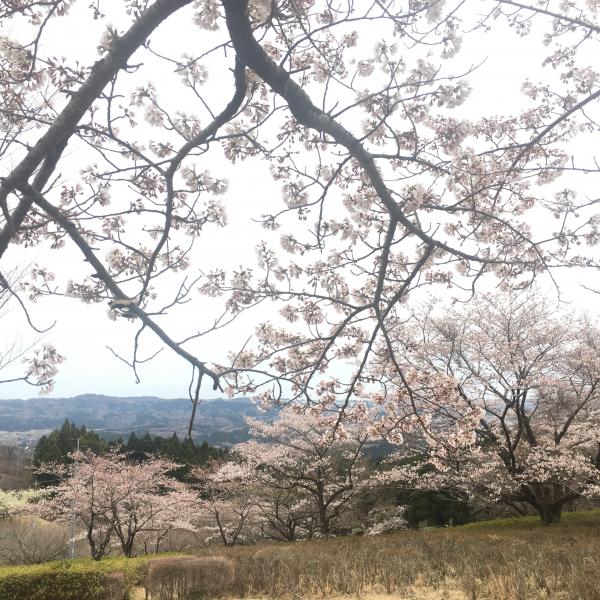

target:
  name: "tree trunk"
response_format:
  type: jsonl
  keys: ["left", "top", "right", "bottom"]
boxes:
{"left": 88, "top": 529, "right": 103, "bottom": 561}
{"left": 522, "top": 483, "right": 569, "bottom": 525}
{"left": 318, "top": 504, "right": 330, "bottom": 536}
{"left": 286, "top": 522, "right": 296, "bottom": 542}
{"left": 315, "top": 482, "right": 330, "bottom": 536}
{"left": 123, "top": 540, "right": 134, "bottom": 557}
{"left": 538, "top": 503, "right": 562, "bottom": 525}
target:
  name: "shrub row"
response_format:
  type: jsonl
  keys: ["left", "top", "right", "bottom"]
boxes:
{"left": 0, "top": 555, "right": 155, "bottom": 600}
{"left": 0, "top": 561, "right": 127, "bottom": 600}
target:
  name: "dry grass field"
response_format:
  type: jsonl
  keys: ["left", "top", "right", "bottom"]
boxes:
{"left": 183, "top": 510, "right": 600, "bottom": 600}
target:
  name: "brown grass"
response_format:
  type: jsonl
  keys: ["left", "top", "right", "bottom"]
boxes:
{"left": 178, "top": 510, "right": 600, "bottom": 600}
{"left": 145, "top": 556, "right": 234, "bottom": 600}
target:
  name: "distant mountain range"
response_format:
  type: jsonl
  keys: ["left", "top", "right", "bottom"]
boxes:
{"left": 0, "top": 394, "right": 278, "bottom": 447}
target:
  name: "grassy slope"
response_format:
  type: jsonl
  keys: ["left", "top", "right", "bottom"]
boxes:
{"left": 456, "top": 507, "right": 600, "bottom": 530}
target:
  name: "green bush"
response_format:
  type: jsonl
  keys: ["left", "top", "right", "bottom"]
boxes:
{"left": 0, "top": 562, "right": 125, "bottom": 600}
{"left": 0, "top": 554, "right": 188, "bottom": 600}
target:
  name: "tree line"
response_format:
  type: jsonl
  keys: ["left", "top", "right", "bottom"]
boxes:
{"left": 34, "top": 421, "right": 226, "bottom": 484}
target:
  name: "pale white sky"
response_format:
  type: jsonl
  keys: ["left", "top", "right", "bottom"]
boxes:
{"left": 1, "top": 1, "right": 598, "bottom": 400}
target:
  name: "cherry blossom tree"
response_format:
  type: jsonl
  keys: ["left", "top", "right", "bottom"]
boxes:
{"left": 192, "top": 460, "right": 257, "bottom": 546}
{"left": 136, "top": 494, "right": 199, "bottom": 554}
{"left": 364, "top": 505, "right": 407, "bottom": 536}
{"left": 34, "top": 450, "right": 196, "bottom": 558}
{"left": 194, "top": 455, "right": 317, "bottom": 543}
{"left": 195, "top": 408, "right": 407, "bottom": 541}
{"left": 34, "top": 452, "right": 113, "bottom": 560}
{"left": 379, "top": 291, "right": 600, "bottom": 524}
{"left": 252, "top": 486, "right": 315, "bottom": 542}
{"left": 0, "top": 0, "right": 598, "bottom": 418}
{"left": 232, "top": 407, "right": 371, "bottom": 536}
{"left": 104, "top": 457, "right": 196, "bottom": 557}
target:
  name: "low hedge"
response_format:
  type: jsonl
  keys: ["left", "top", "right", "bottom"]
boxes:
{"left": 0, "top": 562, "right": 124, "bottom": 600}
{"left": 0, "top": 554, "right": 185, "bottom": 600}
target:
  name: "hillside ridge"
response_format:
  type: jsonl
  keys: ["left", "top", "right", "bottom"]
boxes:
{"left": 0, "top": 394, "right": 276, "bottom": 446}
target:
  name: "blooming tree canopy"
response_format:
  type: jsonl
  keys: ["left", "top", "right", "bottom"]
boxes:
{"left": 0, "top": 0, "right": 598, "bottom": 413}
{"left": 232, "top": 407, "right": 371, "bottom": 535}
{"left": 380, "top": 291, "right": 600, "bottom": 524}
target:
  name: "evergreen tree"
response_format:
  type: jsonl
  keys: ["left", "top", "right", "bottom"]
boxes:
{"left": 119, "top": 431, "right": 225, "bottom": 481}
{"left": 34, "top": 420, "right": 109, "bottom": 485}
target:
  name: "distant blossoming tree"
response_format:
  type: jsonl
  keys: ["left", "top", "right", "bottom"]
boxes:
{"left": 192, "top": 460, "right": 257, "bottom": 546}
{"left": 364, "top": 506, "right": 407, "bottom": 536}
{"left": 250, "top": 481, "right": 322, "bottom": 542}
{"left": 34, "top": 450, "right": 196, "bottom": 558}
{"left": 379, "top": 291, "right": 600, "bottom": 524}
{"left": 198, "top": 457, "right": 319, "bottom": 543}
{"left": 195, "top": 407, "right": 410, "bottom": 541}
{"left": 232, "top": 407, "right": 372, "bottom": 536}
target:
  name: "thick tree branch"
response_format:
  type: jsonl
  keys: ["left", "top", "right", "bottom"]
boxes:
{"left": 0, "top": 0, "right": 193, "bottom": 256}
